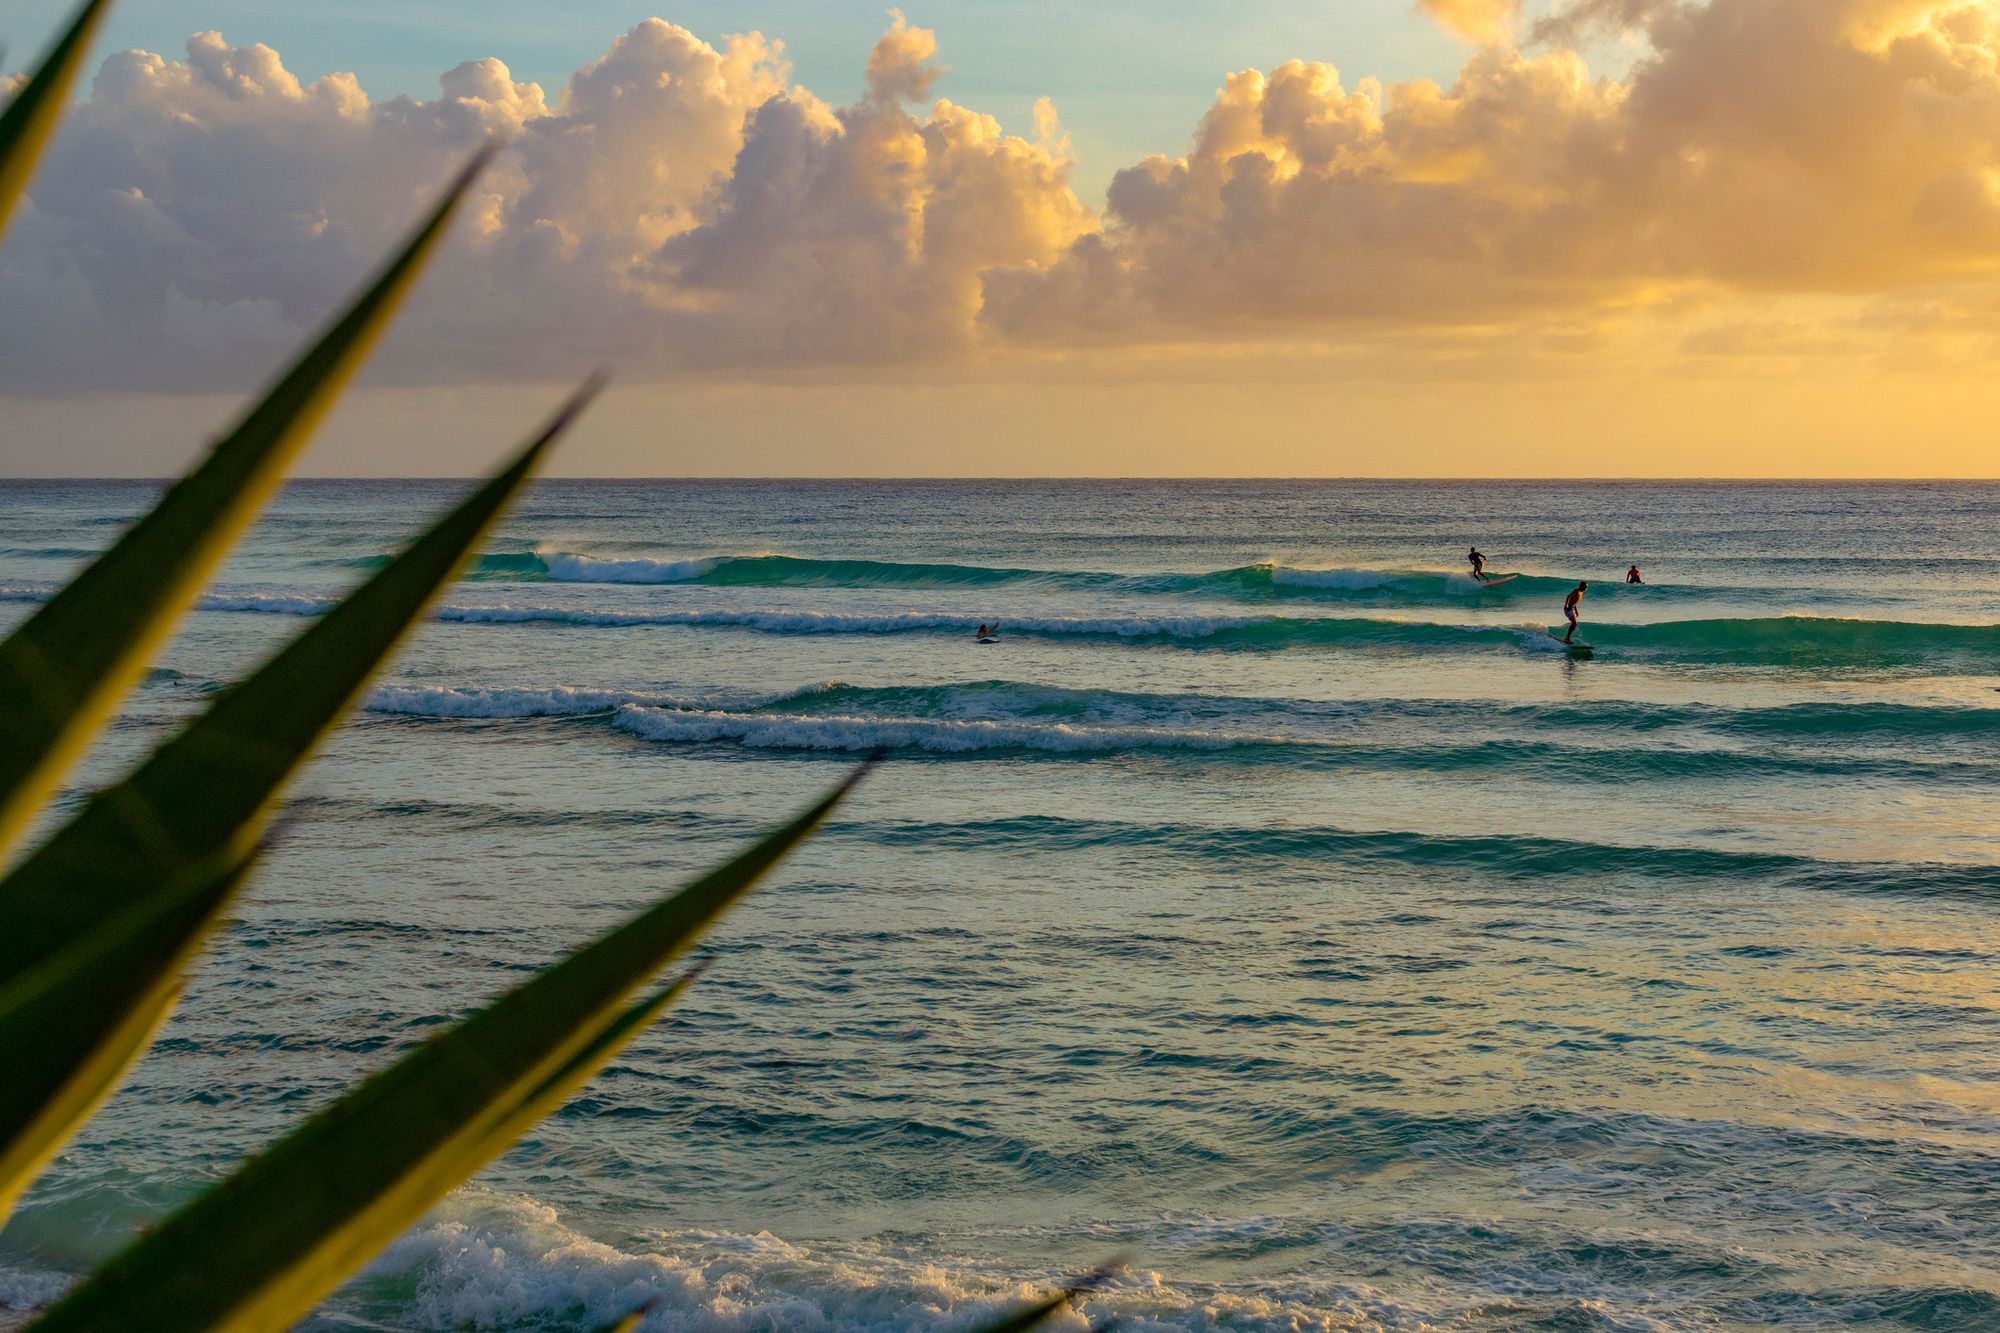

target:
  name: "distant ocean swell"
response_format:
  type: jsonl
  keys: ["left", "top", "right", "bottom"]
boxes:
{"left": 368, "top": 679, "right": 2000, "bottom": 740}
{"left": 340, "top": 549, "right": 1736, "bottom": 604}
{"left": 268, "top": 792, "right": 2000, "bottom": 900}
{"left": 362, "top": 684, "right": 2000, "bottom": 783}
{"left": 6, "top": 581, "right": 1991, "bottom": 666}
{"left": 851, "top": 815, "right": 2000, "bottom": 896}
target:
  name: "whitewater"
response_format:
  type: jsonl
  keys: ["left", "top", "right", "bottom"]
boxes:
{"left": 2, "top": 478, "right": 1997, "bottom": 1332}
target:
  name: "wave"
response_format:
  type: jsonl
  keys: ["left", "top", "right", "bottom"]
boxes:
{"left": 372, "top": 678, "right": 2000, "bottom": 739}
{"left": 394, "top": 604, "right": 2000, "bottom": 666}
{"left": 608, "top": 704, "right": 1266, "bottom": 756}
{"left": 13, "top": 1175, "right": 1995, "bottom": 1331}
{"left": 1, "top": 1185, "right": 1803, "bottom": 1332}
{"left": 9, "top": 580, "right": 1995, "bottom": 668}
{"left": 363, "top": 683, "right": 1999, "bottom": 780}
{"left": 331, "top": 548, "right": 1729, "bottom": 605}
{"left": 1585, "top": 616, "right": 2000, "bottom": 665}
{"left": 850, "top": 815, "right": 2000, "bottom": 897}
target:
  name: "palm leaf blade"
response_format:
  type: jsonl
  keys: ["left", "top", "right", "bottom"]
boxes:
{"left": 0, "top": 381, "right": 590, "bottom": 985}
{"left": 0, "top": 847, "right": 258, "bottom": 1219}
{"left": 28, "top": 768, "right": 866, "bottom": 1333}
{"left": 0, "top": 145, "right": 494, "bottom": 858}
{"left": 0, "top": 0, "right": 113, "bottom": 237}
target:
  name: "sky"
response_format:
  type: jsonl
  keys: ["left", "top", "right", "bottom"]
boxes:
{"left": 3, "top": 0, "right": 2000, "bottom": 477}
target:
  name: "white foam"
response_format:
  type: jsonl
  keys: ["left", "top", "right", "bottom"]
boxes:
{"left": 355, "top": 1189, "right": 1448, "bottom": 1333}
{"left": 0, "top": 1265, "right": 70, "bottom": 1318}
{"left": 612, "top": 705, "right": 1270, "bottom": 754}
{"left": 196, "top": 590, "right": 337, "bottom": 616}
{"left": 424, "top": 605, "right": 1284, "bottom": 640}
{"left": 367, "top": 684, "right": 704, "bottom": 719}
{"left": 1268, "top": 566, "right": 1407, "bottom": 591}
{"left": 537, "top": 549, "right": 723, "bottom": 584}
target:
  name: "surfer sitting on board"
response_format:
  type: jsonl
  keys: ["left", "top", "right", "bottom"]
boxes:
{"left": 975, "top": 624, "right": 989, "bottom": 639}
{"left": 1626, "top": 565, "right": 1644, "bottom": 585}
{"left": 1562, "top": 581, "right": 1588, "bottom": 644}
{"left": 1468, "top": 547, "right": 1488, "bottom": 582}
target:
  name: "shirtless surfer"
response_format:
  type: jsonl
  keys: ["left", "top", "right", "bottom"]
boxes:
{"left": 1468, "top": 547, "right": 1488, "bottom": 582}
{"left": 1626, "top": 565, "right": 1644, "bottom": 585}
{"left": 1562, "top": 581, "right": 1589, "bottom": 644}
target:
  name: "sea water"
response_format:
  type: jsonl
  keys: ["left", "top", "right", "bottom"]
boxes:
{"left": 0, "top": 479, "right": 1996, "bottom": 1331}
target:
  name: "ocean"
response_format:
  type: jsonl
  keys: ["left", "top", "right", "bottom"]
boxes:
{"left": 1, "top": 478, "right": 1996, "bottom": 1332}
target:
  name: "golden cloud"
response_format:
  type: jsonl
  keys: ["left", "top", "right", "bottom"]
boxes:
{"left": 9, "top": 0, "right": 2000, "bottom": 392}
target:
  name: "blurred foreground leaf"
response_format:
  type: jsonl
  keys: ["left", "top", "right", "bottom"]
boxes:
{"left": 0, "top": 143, "right": 494, "bottom": 857}
{"left": 0, "top": 382, "right": 595, "bottom": 1215}
{"left": 0, "top": 378, "right": 590, "bottom": 983}
{"left": 0, "top": 846, "right": 257, "bottom": 1220}
{"left": 29, "top": 763, "right": 870, "bottom": 1333}
{"left": 0, "top": 0, "right": 112, "bottom": 237}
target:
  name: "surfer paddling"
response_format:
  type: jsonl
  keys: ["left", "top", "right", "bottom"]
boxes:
{"left": 1468, "top": 547, "right": 1488, "bottom": 582}
{"left": 1562, "top": 581, "right": 1588, "bottom": 644}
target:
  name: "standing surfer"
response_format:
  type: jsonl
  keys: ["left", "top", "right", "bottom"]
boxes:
{"left": 1468, "top": 547, "right": 1488, "bottom": 582}
{"left": 1562, "top": 581, "right": 1589, "bottom": 644}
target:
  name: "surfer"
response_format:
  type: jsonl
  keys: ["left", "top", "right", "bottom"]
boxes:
{"left": 1562, "top": 581, "right": 1588, "bottom": 644}
{"left": 1626, "top": 565, "right": 1644, "bottom": 585}
{"left": 1468, "top": 547, "right": 1488, "bottom": 582}
{"left": 974, "top": 623, "right": 989, "bottom": 639}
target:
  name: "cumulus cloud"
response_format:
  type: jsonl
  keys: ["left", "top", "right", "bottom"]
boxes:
{"left": 989, "top": 0, "right": 2000, "bottom": 347}
{"left": 11, "top": 1, "right": 2000, "bottom": 392}
{"left": 0, "top": 14, "right": 1087, "bottom": 389}
{"left": 1530, "top": 0, "right": 1682, "bottom": 46}
{"left": 1416, "top": 0, "right": 1522, "bottom": 44}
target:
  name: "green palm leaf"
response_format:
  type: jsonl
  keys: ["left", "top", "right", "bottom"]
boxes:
{"left": 0, "top": 384, "right": 593, "bottom": 1217}
{"left": 0, "top": 380, "right": 594, "bottom": 989}
{"left": 0, "top": 143, "right": 495, "bottom": 857}
{"left": 0, "top": 844, "right": 259, "bottom": 1220}
{"left": 28, "top": 765, "right": 870, "bottom": 1333}
{"left": 0, "top": 0, "right": 113, "bottom": 238}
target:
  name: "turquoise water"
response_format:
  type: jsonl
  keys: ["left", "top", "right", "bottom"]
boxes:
{"left": 2, "top": 479, "right": 1997, "bottom": 1331}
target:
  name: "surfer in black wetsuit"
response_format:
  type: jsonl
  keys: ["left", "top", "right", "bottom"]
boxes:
{"left": 1627, "top": 565, "right": 1644, "bottom": 585}
{"left": 1468, "top": 547, "right": 1488, "bottom": 582}
{"left": 1563, "top": 581, "right": 1588, "bottom": 643}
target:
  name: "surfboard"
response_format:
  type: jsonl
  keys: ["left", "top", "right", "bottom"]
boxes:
{"left": 1548, "top": 631, "right": 1591, "bottom": 656}
{"left": 977, "top": 636, "right": 1000, "bottom": 644}
{"left": 1477, "top": 574, "right": 1520, "bottom": 588}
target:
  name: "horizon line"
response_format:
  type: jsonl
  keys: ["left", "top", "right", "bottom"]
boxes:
{"left": 4, "top": 475, "right": 2000, "bottom": 485}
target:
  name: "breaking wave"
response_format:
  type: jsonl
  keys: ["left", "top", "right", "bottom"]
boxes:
{"left": 6, "top": 579, "right": 1994, "bottom": 667}
{"left": 337, "top": 549, "right": 1730, "bottom": 605}
{"left": 362, "top": 681, "right": 2000, "bottom": 780}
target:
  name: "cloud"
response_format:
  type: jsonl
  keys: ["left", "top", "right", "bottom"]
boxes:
{"left": 0, "top": 14, "right": 1087, "bottom": 390}
{"left": 1530, "top": 0, "right": 1683, "bottom": 46}
{"left": 11, "top": 1, "right": 2000, "bottom": 394}
{"left": 989, "top": 0, "right": 2000, "bottom": 346}
{"left": 1416, "top": 0, "right": 1523, "bottom": 44}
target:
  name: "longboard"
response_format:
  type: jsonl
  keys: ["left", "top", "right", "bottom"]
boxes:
{"left": 1549, "top": 632, "right": 1593, "bottom": 657}
{"left": 977, "top": 636, "right": 1000, "bottom": 644}
{"left": 1476, "top": 574, "right": 1520, "bottom": 588}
